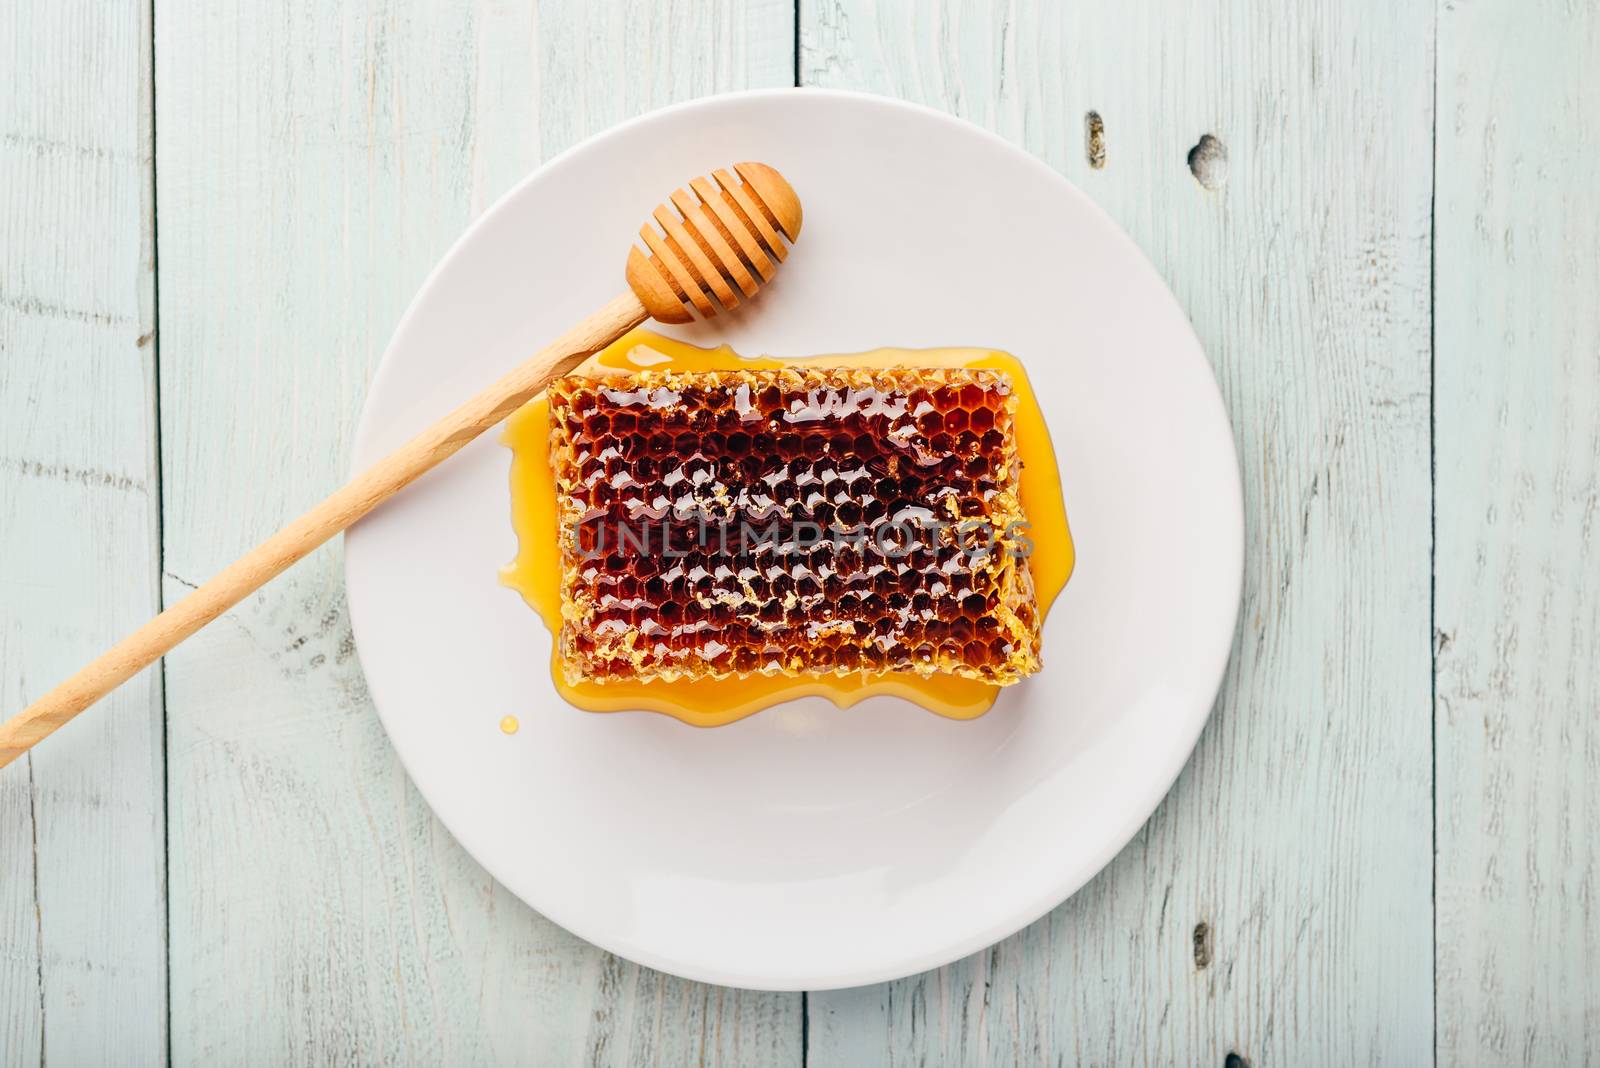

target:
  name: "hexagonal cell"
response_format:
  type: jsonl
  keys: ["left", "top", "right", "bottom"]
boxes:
{"left": 958, "top": 383, "right": 986, "bottom": 409}
{"left": 927, "top": 386, "right": 957, "bottom": 410}
{"left": 863, "top": 451, "right": 895, "bottom": 476}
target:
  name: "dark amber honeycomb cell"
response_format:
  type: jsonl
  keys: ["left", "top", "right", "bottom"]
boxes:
{"left": 546, "top": 368, "right": 1041, "bottom": 686}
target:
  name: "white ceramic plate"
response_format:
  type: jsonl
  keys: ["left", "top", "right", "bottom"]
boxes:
{"left": 346, "top": 89, "right": 1242, "bottom": 991}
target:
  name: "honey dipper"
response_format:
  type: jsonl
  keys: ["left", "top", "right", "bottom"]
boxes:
{"left": 0, "top": 162, "right": 802, "bottom": 769}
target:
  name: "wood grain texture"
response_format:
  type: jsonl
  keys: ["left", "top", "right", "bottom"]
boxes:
{"left": 1435, "top": 0, "right": 1600, "bottom": 1062}
{"left": 0, "top": 0, "right": 166, "bottom": 1064}
{"left": 802, "top": 1, "right": 1435, "bottom": 1064}
{"left": 36, "top": 1, "right": 1600, "bottom": 1061}
{"left": 153, "top": 0, "right": 797, "bottom": 1062}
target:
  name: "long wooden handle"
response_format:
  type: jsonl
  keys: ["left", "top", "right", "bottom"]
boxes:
{"left": 0, "top": 290, "right": 649, "bottom": 770}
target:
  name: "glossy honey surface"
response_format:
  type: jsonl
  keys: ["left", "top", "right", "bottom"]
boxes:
{"left": 547, "top": 366, "right": 1039, "bottom": 684}
{"left": 503, "top": 330, "right": 1074, "bottom": 726}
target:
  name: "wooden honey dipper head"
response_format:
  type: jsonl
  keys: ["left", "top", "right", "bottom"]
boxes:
{"left": 626, "top": 162, "right": 803, "bottom": 323}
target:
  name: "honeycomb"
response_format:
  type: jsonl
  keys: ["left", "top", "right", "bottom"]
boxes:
{"left": 546, "top": 367, "right": 1041, "bottom": 686}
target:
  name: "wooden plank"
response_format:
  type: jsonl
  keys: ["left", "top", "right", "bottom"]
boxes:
{"left": 1435, "top": 1, "right": 1600, "bottom": 1062}
{"left": 802, "top": 1, "right": 1435, "bottom": 1063}
{"left": 0, "top": 0, "right": 166, "bottom": 1065}
{"left": 154, "top": 0, "right": 799, "bottom": 1061}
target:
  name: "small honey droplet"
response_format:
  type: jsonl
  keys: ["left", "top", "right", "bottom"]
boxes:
{"left": 499, "top": 715, "right": 520, "bottom": 735}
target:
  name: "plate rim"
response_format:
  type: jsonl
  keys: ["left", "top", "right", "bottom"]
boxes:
{"left": 347, "top": 86, "right": 1244, "bottom": 991}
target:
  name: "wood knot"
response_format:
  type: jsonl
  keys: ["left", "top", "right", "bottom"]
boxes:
{"left": 1187, "top": 134, "right": 1229, "bottom": 190}
{"left": 1085, "top": 111, "right": 1106, "bottom": 169}
{"left": 1193, "top": 921, "right": 1213, "bottom": 968}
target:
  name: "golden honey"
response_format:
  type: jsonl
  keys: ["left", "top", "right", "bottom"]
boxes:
{"left": 502, "top": 331, "right": 1074, "bottom": 726}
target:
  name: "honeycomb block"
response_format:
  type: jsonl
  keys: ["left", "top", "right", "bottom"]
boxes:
{"left": 546, "top": 367, "right": 1041, "bottom": 685}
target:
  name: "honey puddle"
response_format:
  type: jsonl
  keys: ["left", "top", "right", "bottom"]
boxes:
{"left": 501, "top": 330, "right": 1074, "bottom": 727}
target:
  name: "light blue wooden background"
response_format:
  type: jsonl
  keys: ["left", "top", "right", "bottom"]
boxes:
{"left": 1, "top": 0, "right": 1593, "bottom": 1064}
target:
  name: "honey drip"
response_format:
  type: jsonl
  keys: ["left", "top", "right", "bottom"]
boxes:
{"left": 503, "top": 331, "right": 1074, "bottom": 726}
